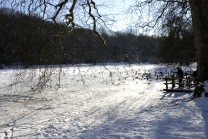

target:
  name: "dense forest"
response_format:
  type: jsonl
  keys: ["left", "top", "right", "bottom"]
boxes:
{"left": 0, "top": 8, "right": 196, "bottom": 67}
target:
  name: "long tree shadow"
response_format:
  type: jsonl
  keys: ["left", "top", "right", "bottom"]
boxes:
{"left": 78, "top": 93, "right": 207, "bottom": 139}
{"left": 0, "top": 93, "right": 54, "bottom": 138}
{"left": 156, "top": 92, "right": 207, "bottom": 139}
{"left": 193, "top": 97, "right": 208, "bottom": 138}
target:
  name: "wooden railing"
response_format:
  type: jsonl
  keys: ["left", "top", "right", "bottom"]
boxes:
{"left": 163, "top": 76, "right": 197, "bottom": 92}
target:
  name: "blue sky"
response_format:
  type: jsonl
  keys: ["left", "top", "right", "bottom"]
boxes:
{"left": 1, "top": 0, "right": 151, "bottom": 33}
{"left": 94, "top": 0, "right": 155, "bottom": 35}
{"left": 95, "top": 0, "right": 136, "bottom": 32}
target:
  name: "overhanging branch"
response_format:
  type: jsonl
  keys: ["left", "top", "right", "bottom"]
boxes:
{"left": 86, "top": 0, "right": 106, "bottom": 45}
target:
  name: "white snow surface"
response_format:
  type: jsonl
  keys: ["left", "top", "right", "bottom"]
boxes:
{"left": 0, "top": 63, "right": 208, "bottom": 139}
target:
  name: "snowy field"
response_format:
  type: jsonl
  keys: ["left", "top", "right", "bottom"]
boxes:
{"left": 0, "top": 63, "right": 208, "bottom": 139}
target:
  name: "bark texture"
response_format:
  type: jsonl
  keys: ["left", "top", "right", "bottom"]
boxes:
{"left": 189, "top": 0, "right": 208, "bottom": 81}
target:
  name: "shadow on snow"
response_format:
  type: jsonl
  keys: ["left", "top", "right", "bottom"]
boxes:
{"left": 78, "top": 92, "right": 207, "bottom": 139}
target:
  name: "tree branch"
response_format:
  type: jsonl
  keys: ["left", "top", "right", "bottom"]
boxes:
{"left": 86, "top": 0, "right": 106, "bottom": 45}
{"left": 52, "top": 0, "right": 69, "bottom": 26}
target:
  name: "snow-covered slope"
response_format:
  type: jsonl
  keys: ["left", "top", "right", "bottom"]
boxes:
{"left": 0, "top": 64, "right": 207, "bottom": 138}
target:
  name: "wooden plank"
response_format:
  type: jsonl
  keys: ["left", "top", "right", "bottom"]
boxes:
{"left": 163, "top": 83, "right": 183, "bottom": 85}
{"left": 163, "top": 89, "right": 193, "bottom": 92}
{"left": 163, "top": 77, "right": 196, "bottom": 80}
{"left": 163, "top": 83, "right": 195, "bottom": 86}
{"left": 163, "top": 77, "right": 185, "bottom": 80}
{"left": 163, "top": 76, "right": 196, "bottom": 92}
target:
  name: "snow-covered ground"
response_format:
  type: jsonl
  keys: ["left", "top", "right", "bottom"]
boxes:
{"left": 0, "top": 63, "right": 208, "bottom": 139}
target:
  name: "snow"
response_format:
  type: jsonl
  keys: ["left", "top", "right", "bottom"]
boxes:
{"left": 0, "top": 63, "right": 208, "bottom": 138}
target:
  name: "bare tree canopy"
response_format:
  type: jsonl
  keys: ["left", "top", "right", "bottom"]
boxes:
{"left": 130, "top": 0, "right": 208, "bottom": 81}
{"left": 0, "top": 0, "right": 109, "bottom": 43}
{"left": 1, "top": 0, "right": 208, "bottom": 81}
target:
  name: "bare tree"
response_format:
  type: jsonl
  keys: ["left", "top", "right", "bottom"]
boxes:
{"left": 189, "top": 0, "right": 208, "bottom": 82}
{"left": 0, "top": 0, "right": 108, "bottom": 44}
{"left": 130, "top": 0, "right": 208, "bottom": 82}
{"left": 2, "top": 0, "right": 208, "bottom": 82}
{"left": 0, "top": 0, "right": 112, "bottom": 93}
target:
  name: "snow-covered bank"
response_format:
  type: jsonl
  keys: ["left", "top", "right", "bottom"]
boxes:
{"left": 0, "top": 64, "right": 207, "bottom": 138}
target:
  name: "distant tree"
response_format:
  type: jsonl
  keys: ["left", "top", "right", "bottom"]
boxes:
{"left": 2, "top": 0, "right": 208, "bottom": 81}
{"left": 0, "top": 8, "right": 64, "bottom": 65}
{"left": 159, "top": 7, "right": 195, "bottom": 63}
{"left": 62, "top": 28, "right": 103, "bottom": 64}
{"left": 130, "top": 0, "right": 208, "bottom": 81}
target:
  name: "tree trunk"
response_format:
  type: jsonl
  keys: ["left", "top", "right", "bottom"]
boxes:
{"left": 189, "top": 0, "right": 208, "bottom": 81}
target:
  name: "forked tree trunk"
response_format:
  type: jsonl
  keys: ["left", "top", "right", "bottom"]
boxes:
{"left": 189, "top": 0, "right": 208, "bottom": 81}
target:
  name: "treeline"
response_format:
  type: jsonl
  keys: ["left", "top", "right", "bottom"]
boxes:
{"left": 0, "top": 8, "right": 196, "bottom": 66}
{"left": 0, "top": 8, "right": 63, "bottom": 66}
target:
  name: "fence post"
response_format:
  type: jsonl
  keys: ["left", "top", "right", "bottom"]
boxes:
{"left": 165, "top": 77, "right": 168, "bottom": 90}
